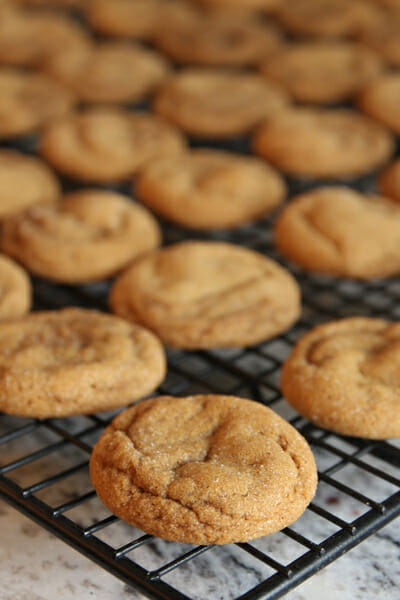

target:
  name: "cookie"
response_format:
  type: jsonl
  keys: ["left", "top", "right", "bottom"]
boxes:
{"left": 357, "top": 73, "right": 400, "bottom": 135}
{"left": 0, "top": 150, "right": 60, "bottom": 219}
{"left": 0, "top": 3, "right": 88, "bottom": 67}
{"left": 135, "top": 148, "right": 286, "bottom": 229}
{"left": 86, "top": 0, "right": 200, "bottom": 40}
{"left": 43, "top": 40, "right": 170, "bottom": 104}
{"left": 379, "top": 159, "right": 400, "bottom": 203}
{"left": 0, "top": 68, "right": 75, "bottom": 140}
{"left": 13, "top": 0, "right": 84, "bottom": 7}
{"left": 282, "top": 317, "right": 400, "bottom": 439}
{"left": 261, "top": 41, "right": 383, "bottom": 104}
{"left": 1, "top": 190, "right": 161, "bottom": 283}
{"left": 40, "top": 107, "right": 186, "bottom": 183}
{"left": 275, "top": 187, "right": 400, "bottom": 279}
{"left": 90, "top": 394, "right": 317, "bottom": 544}
{"left": 252, "top": 107, "right": 394, "bottom": 179}
{"left": 154, "top": 12, "right": 283, "bottom": 67}
{"left": 0, "top": 254, "right": 31, "bottom": 319}
{"left": 109, "top": 241, "right": 301, "bottom": 348}
{"left": 153, "top": 69, "right": 289, "bottom": 138}
{"left": 276, "top": 0, "right": 377, "bottom": 38}
{"left": 0, "top": 307, "right": 166, "bottom": 418}
{"left": 195, "top": 0, "right": 282, "bottom": 11}
{"left": 357, "top": 10, "right": 400, "bottom": 66}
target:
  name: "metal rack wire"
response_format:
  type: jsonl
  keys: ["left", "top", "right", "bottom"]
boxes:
{"left": 1, "top": 200, "right": 400, "bottom": 599}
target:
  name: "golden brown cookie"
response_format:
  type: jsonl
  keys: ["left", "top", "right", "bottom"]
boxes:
{"left": 135, "top": 149, "right": 286, "bottom": 229}
{"left": 261, "top": 41, "right": 383, "bottom": 104}
{"left": 109, "top": 241, "right": 301, "bottom": 348}
{"left": 357, "top": 74, "right": 400, "bottom": 135}
{"left": 1, "top": 190, "right": 162, "bottom": 283}
{"left": 153, "top": 68, "right": 289, "bottom": 138}
{"left": 357, "top": 10, "right": 400, "bottom": 66}
{"left": 0, "top": 3, "right": 89, "bottom": 67}
{"left": 86, "top": 0, "right": 200, "bottom": 40}
{"left": 195, "top": 0, "right": 282, "bottom": 11}
{"left": 0, "top": 307, "right": 166, "bottom": 418}
{"left": 379, "top": 159, "right": 400, "bottom": 203}
{"left": 90, "top": 394, "right": 317, "bottom": 544}
{"left": 276, "top": 0, "right": 378, "bottom": 38}
{"left": 0, "top": 68, "right": 75, "bottom": 140}
{"left": 282, "top": 317, "right": 400, "bottom": 439}
{"left": 154, "top": 12, "right": 283, "bottom": 67}
{"left": 0, "top": 150, "right": 60, "bottom": 219}
{"left": 43, "top": 40, "right": 170, "bottom": 104}
{"left": 12, "top": 0, "right": 84, "bottom": 7}
{"left": 40, "top": 107, "right": 186, "bottom": 183}
{"left": 252, "top": 107, "right": 394, "bottom": 179}
{"left": 275, "top": 187, "right": 400, "bottom": 279}
{"left": 0, "top": 254, "right": 31, "bottom": 319}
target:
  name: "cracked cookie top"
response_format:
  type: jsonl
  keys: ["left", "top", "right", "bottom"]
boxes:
{"left": 90, "top": 394, "right": 317, "bottom": 544}
{"left": 274, "top": 186, "right": 400, "bottom": 278}
{"left": 109, "top": 240, "right": 301, "bottom": 348}
{"left": 282, "top": 317, "right": 400, "bottom": 438}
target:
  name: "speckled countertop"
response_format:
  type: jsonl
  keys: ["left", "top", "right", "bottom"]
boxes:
{"left": 1, "top": 496, "right": 399, "bottom": 600}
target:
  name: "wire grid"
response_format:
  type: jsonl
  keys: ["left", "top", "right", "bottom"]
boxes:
{"left": 1, "top": 204, "right": 400, "bottom": 599}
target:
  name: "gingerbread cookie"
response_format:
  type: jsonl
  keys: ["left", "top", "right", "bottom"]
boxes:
{"left": 109, "top": 241, "right": 300, "bottom": 348}
{"left": 0, "top": 254, "right": 31, "bottom": 319}
{"left": 357, "top": 74, "right": 400, "bottom": 135}
{"left": 0, "top": 308, "right": 166, "bottom": 418}
{"left": 1, "top": 190, "right": 161, "bottom": 283}
{"left": 135, "top": 148, "right": 286, "bottom": 229}
{"left": 379, "top": 159, "right": 400, "bottom": 203}
{"left": 253, "top": 107, "right": 394, "bottom": 179}
{"left": 153, "top": 69, "right": 289, "bottom": 138}
{"left": 43, "top": 40, "right": 170, "bottom": 104}
{"left": 0, "top": 68, "right": 75, "bottom": 140}
{"left": 276, "top": 0, "right": 377, "bottom": 38}
{"left": 40, "top": 107, "right": 186, "bottom": 183}
{"left": 275, "top": 187, "right": 400, "bottom": 279}
{"left": 154, "top": 12, "right": 283, "bottom": 66}
{"left": 90, "top": 394, "right": 317, "bottom": 544}
{"left": 261, "top": 42, "right": 383, "bottom": 104}
{"left": 0, "top": 3, "right": 88, "bottom": 67}
{"left": 282, "top": 317, "right": 400, "bottom": 439}
{"left": 0, "top": 150, "right": 60, "bottom": 219}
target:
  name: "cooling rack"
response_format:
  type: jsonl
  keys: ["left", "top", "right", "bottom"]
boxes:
{"left": 1, "top": 177, "right": 400, "bottom": 599}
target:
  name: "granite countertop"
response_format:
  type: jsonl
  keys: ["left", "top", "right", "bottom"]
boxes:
{"left": 1, "top": 497, "right": 399, "bottom": 600}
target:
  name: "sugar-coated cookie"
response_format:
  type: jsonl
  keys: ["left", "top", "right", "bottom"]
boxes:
{"left": 109, "top": 241, "right": 301, "bottom": 348}
{"left": 0, "top": 308, "right": 166, "bottom": 418}
{"left": 135, "top": 148, "right": 286, "bottom": 229}
{"left": 282, "top": 317, "right": 400, "bottom": 439}
{"left": 1, "top": 190, "right": 162, "bottom": 283}
{"left": 90, "top": 394, "right": 317, "bottom": 544}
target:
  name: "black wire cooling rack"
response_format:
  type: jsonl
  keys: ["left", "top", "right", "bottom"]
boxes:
{"left": 1, "top": 187, "right": 400, "bottom": 600}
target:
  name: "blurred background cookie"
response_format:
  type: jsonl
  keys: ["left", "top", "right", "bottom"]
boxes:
{"left": 357, "top": 73, "right": 400, "bottom": 135}
{"left": 0, "top": 254, "right": 31, "bottom": 319}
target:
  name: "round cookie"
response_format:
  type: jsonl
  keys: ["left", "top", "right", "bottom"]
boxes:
{"left": 261, "top": 42, "right": 383, "bottom": 104}
{"left": 1, "top": 190, "right": 162, "bottom": 283}
{"left": 40, "top": 107, "right": 186, "bottom": 183}
{"left": 109, "top": 241, "right": 301, "bottom": 348}
{"left": 379, "top": 159, "right": 400, "bottom": 203}
{"left": 86, "top": 0, "right": 200, "bottom": 40}
{"left": 275, "top": 187, "right": 400, "bottom": 279}
{"left": 0, "top": 254, "right": 31, "bottom": 319}
{"left": 153, "top": 69, "right": 289, "bottom": 138}
{"left": 90, "top": 394, "right": 318, "bottom": 544}
{"left": 135, "top": 149, "right": 286, "bottom": 229}
{"left": 252, "top": 107, "right": 394, "bottom": 179}
{"left": 282, "top": 317, "right": 400, "bottom": 439}
{"left": 276, "top": 0, "right": 378, "bottom": 38}
{"left": 0, "top": 307, "right": 166, "bottom": 419}
{"left": 154, "top": 12, "right": 283, "bottom": 67}
{"left": 43, "top": 40, "right": 170, "bottom": 104}
{"left": 0, "top": 68, "right": 75, "bottom": 140}
{"left": 0, "top": 150, "right": 60, "bottom": 219}
{"left": 357, "top": 74, "right": 400, "bottom": 135}
{"left": 0, "top": 3, "right": 89, "bottom": 67}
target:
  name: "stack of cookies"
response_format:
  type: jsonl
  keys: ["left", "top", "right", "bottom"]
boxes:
{"left": 0, "top": 0, "right": 399, "bottom": 546}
